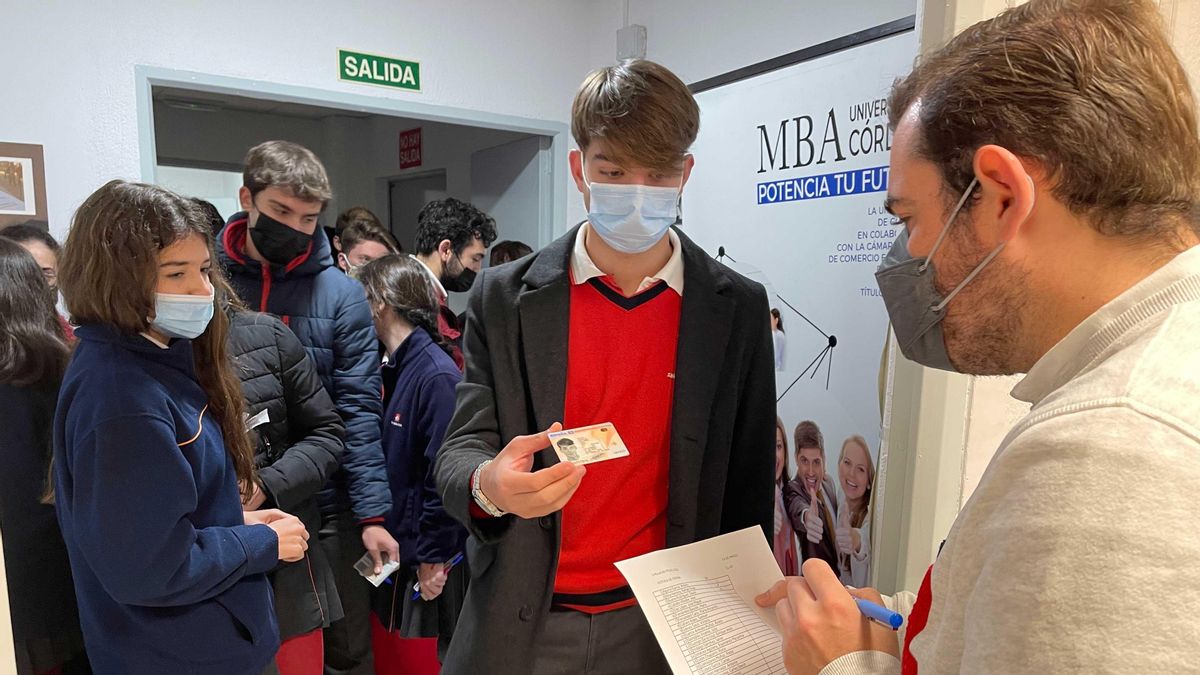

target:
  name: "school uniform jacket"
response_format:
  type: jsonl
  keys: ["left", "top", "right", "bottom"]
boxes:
{"left": 434, "top": 224, "right": 777, "bottom": 674}
{"left": 219, "top": 215, "right": 390, "bottom": 525}
{"left": 227, "top": 310, "right": 346, "bottom": 639}
{"left": 380, "top": 328, "right": 466, "bottom": 569}
{"left": 54, "top": 324, "right": 279, "bottom": 675}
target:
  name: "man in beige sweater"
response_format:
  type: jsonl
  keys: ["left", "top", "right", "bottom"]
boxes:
{"left": 756, "top": 1, "right": 1200, "bottom": 673}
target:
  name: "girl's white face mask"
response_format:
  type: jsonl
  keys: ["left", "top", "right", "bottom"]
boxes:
{"left": 151, "top": 292, "right": 215, "bottom": 340}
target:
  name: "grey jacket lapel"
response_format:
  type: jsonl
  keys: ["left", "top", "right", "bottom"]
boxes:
{"left": 667, "top": 228, "right": 735, "bottom": 545}
{"left": 517, "top": 225, "right": 579, "bottom": 467}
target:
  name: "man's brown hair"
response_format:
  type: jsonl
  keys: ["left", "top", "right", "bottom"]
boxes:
{"left": 794, "top": 420, "right": 824, "bottom": 456}
{"left": 243, "top": 140, "right": 333, "bottom": 205}
{"left": 571, "top": 59, "right": 700, "bottom": 171}
{"left": 59, "top": 180, "right": 257, "bottom": 498}
{"left": 890, "top": 0, "right": 1200, "bottom": 240}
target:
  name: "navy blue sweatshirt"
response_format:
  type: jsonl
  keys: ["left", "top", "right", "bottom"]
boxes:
{"left": 54, "top": 324, "right": 280, "bottom": 674}
{"left": 380, "top": 328, "right": 466, "bottom": 567}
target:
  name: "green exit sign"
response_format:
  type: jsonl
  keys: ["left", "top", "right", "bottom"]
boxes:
{"left": 339, "top": 49, "right": 421, "bottom": 92}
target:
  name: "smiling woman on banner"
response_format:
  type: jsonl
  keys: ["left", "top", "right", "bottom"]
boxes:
{"left": 834, "top": 434, "right": 874, "bottom": 587}
{"left": 53, "top": 180, "right": 310, "bottom": 674}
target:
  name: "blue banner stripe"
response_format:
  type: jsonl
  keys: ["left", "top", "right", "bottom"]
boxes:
{"left": 757, "top": 165, "right": 889, "bottom": 204}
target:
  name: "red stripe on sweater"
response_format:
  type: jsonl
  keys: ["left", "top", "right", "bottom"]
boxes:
{"left": 902, "top": 564, "right": 935, "bottom": 675}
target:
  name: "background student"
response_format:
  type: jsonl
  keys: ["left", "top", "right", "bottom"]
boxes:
{"left": 216, "top": 142, "right": 396, "bottom": 675}
{"left": 1, "top": 223, "right": 72, "bottom": 339}
{"left": 0, "top": 238, "right": 89, "bottom": 675}
{"left": 358, "top": 255, "right": 467, "bottom": 673}
{"left": 487, "top": 240, "right": 532, "bottom": 268}
{"left": 336, "top": 216, "right": 400, "bottom": 277}
{"left": 217, "top": 271, "right": 347, "bottom": 675}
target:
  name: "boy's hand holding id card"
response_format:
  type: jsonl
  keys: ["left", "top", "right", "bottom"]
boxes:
{"left": 354, "top": 551, "right": 400, "bottom": 588}
{"left": 549, "top": 423, "right": 630, "bottom": 466}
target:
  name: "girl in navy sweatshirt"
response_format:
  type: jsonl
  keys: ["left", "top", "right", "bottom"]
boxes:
{"left": 53, "top": 180, "right": 311, "bottom": 675}
{"left": 357, "top": 255, "right": 467, "bottom": 673}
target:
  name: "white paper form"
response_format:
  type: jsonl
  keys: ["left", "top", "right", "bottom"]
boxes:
{"left": 615, "top": 527, "right": 787, "bottom": 675}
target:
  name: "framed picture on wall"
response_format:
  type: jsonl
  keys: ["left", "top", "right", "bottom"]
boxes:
{"left": 0, "top": 142, "right": 48, "bottom": 229}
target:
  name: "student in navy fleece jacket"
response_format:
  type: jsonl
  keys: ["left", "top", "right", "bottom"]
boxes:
{"left": 54, "top": 181, "right": 311, "bottom": 675}
{"left": 216, "top": 141, "right": 396, "bottom": 674}
{"left": 358, "top": 255, "right": 468, "bottom": 669}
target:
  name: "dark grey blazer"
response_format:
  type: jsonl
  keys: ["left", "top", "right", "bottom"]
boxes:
{"left": 434, "top": 224, "right": 777, "bottom": 674}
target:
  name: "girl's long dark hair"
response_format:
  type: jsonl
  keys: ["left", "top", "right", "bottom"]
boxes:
{"left": 58, "top": 180, "right": 256, "bottom": 498}
{"left": 0, "top": 238, "right": 68, "bottom": 385}
{"left": 357, "top": 254, "right": 454, "bottom": 358}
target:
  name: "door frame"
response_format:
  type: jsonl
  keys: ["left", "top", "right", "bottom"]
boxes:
{"left": 134, "top": 66, "right": 568, "bottom": 249}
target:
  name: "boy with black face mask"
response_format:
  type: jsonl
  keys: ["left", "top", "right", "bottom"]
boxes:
{"left": 217, "top": 140, "right": 396, "bottom": 675}
{"left": 410, "top": 198, "right": 498, "bottom": 370}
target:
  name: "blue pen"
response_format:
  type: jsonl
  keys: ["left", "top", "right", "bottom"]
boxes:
{"left": 412, "top": 552, "right": 465, "bottom": 600}
{"left": 854, "top": 597, "right": 903, "bottom": 630}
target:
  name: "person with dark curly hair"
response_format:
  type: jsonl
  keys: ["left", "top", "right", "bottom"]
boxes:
{"left": 410, "top": 198, "right": 497, "bottom": 369}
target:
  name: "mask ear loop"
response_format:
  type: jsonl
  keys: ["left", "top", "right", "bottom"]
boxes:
{"left": 930, "top": 174, "right": 1035, "bottom": 313}
{"left": 581, "top": 155, "right": 593, "bottom": 191}
{"left": 932, "top": 243, "right": 1006, "bottom": 313}
{"left": 918, "top": 176, "right": 979, "bottom": 273}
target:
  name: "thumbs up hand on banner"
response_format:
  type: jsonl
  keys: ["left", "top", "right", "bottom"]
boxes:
{"left": 804, "top": 487, "right": 823, "bottom": 543}
{"left": 835, "top": 506, "right": 854, "bottom": 555}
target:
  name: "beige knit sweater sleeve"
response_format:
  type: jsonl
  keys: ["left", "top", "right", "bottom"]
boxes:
{"left": 821, "top": 403, "right": 1200, "bottom": 674}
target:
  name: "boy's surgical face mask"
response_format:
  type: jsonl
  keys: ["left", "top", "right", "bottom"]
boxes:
{"left": 582, "top": 159, "right": 684, "bottom": 254}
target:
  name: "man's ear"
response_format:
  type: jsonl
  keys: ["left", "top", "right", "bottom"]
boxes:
{"left": 238, "top": 186, "right": 253, "bottom": 213}
{"left": 438, "top": 239, "right": 454, "bottom": 260}
{"left": 972, "top": 144, "right": 1036, "bottom": 244}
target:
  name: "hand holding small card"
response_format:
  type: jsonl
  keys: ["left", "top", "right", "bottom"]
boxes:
{"left": 354, "top": 551, "right": 400, "bottom": 587}
{"left": 549, "top": 422, "right": 630, "bottom": 466}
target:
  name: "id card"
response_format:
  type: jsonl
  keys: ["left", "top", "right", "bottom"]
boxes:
{"left": 549, "top": 422, "right": 630, "bottom": 466}
{"left": 354, "top": 552, "right": 400, "bottom": 588}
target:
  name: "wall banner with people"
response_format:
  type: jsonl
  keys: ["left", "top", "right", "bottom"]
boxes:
{"left": 682, "top": 23, "right": 917, "bottom": 585}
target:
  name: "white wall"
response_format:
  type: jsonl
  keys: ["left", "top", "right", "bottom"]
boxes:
{"left": 0, "top": 0, "right": 923, "bottom": 243}
{"left": 0, "top": 0, "right": 594, "bottom": 242}
{"left": 587, "top": 0, "right": 918, "bottom": 86}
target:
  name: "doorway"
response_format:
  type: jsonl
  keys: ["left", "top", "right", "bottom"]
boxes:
{"left": 387, "top": 170, "right": 447, "bottom": 252}
{"left": 137, "top": 67, "right": 569, "bottom": 255}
